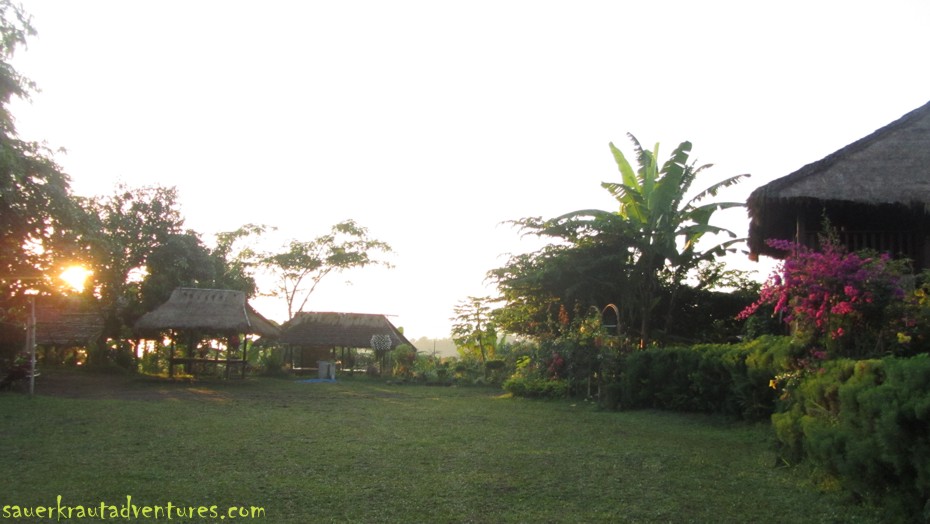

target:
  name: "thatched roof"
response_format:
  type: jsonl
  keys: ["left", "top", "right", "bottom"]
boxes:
{"left": 0, "top": 298, "right": 103, "bottom": 349}
{"left": 35, "top": 301, "right": 103, "bottom": 347}
{"left": 134, "top": 288, "right": 279, "bottom": 337}
{"left": 748, "top": 100, "right": 930, "bottom": 259}
{"left": 279, "top": 312, "right": 412, "bottom": 349}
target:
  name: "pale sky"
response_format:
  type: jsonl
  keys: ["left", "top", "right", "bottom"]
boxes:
{"left": 9, "top": 0, "right": 930, "bottom": 339}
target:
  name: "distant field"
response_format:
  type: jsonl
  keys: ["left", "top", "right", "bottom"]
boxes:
{"left": 0, "top": 371, "right": 880, "bottom": 523}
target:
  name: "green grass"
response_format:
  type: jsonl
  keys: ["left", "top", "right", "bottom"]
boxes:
{"left": 0, "top": 371, "right": 881, "bottom": 523}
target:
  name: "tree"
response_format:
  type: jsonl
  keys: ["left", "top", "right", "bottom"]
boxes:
{"left": 138, "top": 231, "right": 217, "bottom": 313}
{"left": 492, "top": 134, "right": 747, "bottom": 346}
{"left": 450, "top": 296, "right": 498, "bottom": 363}
{"left": 210, "top": 223, "right": 269, "bottom": 298}
{"left": 560, "top": 134, "right": 747, "bottom": 346}
{"left": 80, "top": 184, "right": 185, "bottom": 364}
{"left": 0, "top": 1, "right": 83, "bottom": 297}
{"left": 489, "top": 213, "right": 638, "bottom": 338}
{"left": 259, "top": 220, "right": 392, "bottom": 320}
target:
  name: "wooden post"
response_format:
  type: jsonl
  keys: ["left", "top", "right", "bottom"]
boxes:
{"left": 240, "top": 333, "right": 247, "bottom": 379}
{"left": 168, "top": 332, "right": 176, "bottom": 378}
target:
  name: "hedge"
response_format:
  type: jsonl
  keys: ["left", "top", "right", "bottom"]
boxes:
{"left": 615, "top": 335, "right": 794, "bottom": 420}
{"left": 772, "top": 355, "right": 930, "bottom": 521}
{"left": 612, "top": 337, "right": 930, "bottom": 520}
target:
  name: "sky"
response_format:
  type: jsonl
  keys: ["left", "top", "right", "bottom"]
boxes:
{"left": 8, "top": 0, "right": 930, "bottom": 339}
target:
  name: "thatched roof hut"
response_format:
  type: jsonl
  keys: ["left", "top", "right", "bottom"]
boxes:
{"left": 134, "top": 288, "right": 279, "bottom": 378}
{"left": 747, "top": 100, "right": 930, "bottom": 267}
{"left": 35, "top": 300, "right": 103, "bottom": 347}
{"left": 279, "top": 312, "right": 413, "bottom": 373}
{"left": 279, "top": 312, "right": 411, "bottom": 349}
{"left": 0, "top": 297, "right": 102, "bottom": 364}
{"left": 135, "top": 288, "right": 279, "bottom": 338}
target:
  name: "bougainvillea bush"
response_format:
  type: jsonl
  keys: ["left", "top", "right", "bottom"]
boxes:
{"left": 739, "top": 237, "right": 909, "bottom": 359}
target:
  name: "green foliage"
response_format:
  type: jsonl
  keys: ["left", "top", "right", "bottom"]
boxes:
{"left": 259, "top": 220, "right": 392, "bottom": 320}
{"left": 210, "top": 223, "right": 270, "bottom": 297}
{"left": 481, "top": 358, "right": 507, "bottom": 385}
{"left": 139, "top": 232, "right": 217, "bottom": 312}
{"left": 76, "top": 184, "right": 186, "bottom": 367}
{"left": 659, "top": 282, "right": 758, "bottom": 343}
{"left": 252, "top": 345, "right": 287, "bottom": 377}
{"left": 565, "top": 135, "right": 748, "bottom": 346}
{"left": 617, "top": 335, "right": 795, "bottom": 420}
{"left": 450, "top": 296, "right": 497, "bottom": 363}
{"left": 489, "top": 217, "right": 637, "bottom": 338}
{"left": 498, "top": 307, "right": 629, "bottom": 400}
{"left": 138, "top": 346, "right": 169, "bottom": 375}
{"left": 502, "top": 376, "right": 569, "bottom": 399}
{"left": 490, "top": 134, "right": 747, "bottom": 346}
{"left": 895, "top": 270, "right": 930, "bottom": 355}
{"left": 391, "top": 343, "right": 416, "bottom": 378}
{"left": 410, "top": 353, "right": 452, "bottom": 385}
{"left": 0, "top": 0, "right": 83, "bottom": 313}
{"left": 771, "top": 355, "right": 930, "bottom": 521}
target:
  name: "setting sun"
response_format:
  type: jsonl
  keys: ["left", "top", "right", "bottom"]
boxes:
{"left": 59, "top": 266, "right": 92, "bottom": 292}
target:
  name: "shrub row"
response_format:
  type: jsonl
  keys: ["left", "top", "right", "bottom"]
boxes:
{"left": 607, "top": 336, "right": 930, "bottom": 520}
{"left": 773, "top": 355, "right": 930, "bottom": 521}
{"left": 503, "top": 376, "right": 569, "bottom": 399}
{"left": 614, "top": 335, "right": 795, "bottom": 420}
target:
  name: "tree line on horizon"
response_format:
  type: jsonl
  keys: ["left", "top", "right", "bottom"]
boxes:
{"left": 4, "top": 0, "right": 754, "bottom": 371}
{"left": 0, "top": 2, "right": 394, "bottom": 368}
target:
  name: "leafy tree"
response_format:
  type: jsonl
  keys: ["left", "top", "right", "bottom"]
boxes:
{"left": 489, "top": 213, "right": 638, "bottom": 338}
{"left": 138, "top": 231, "right": 217, "bottom": 312}
{"left": 259, "top": 220, "right": 392, "bottom": 320}
{"left": 0, "top": 1, "right": 83, "bottom": 297}
{"left": 80, "top": 183, "right": 185, "bottom": 364}
{"left": 554, "top": 134, "right": 747, "bottom": 346}
{"left": 450, "top": 296, "right": 498, "bottom": 363}
{"left": 210, "top": 223, "right": 269, "bottom": 297}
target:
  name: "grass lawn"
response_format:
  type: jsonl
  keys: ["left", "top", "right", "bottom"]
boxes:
{"left": 0, "top": 371, "right": 880, "bottom": 523}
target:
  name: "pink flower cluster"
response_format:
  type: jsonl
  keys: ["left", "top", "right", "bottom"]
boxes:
{"left": 740, "top": 238, "right": 904, "bottom": 349}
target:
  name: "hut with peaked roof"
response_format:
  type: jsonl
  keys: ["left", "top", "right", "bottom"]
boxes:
{"left": 0, "top": 296, "right": 103, "bottom": 367}
{"left": 134, "top": 288, "right": 279, "bottom": 378}
{"left": 279, "top": 312, "right": 412, "bottom": 374}
{"left": 748, "top": 100, "right": 930, "bottom": 269}
{"left": 34, "top": 298, "right": 104, "bottom": 365}
{"left": 34, "top": 303, "right": 102, "bottom": 348}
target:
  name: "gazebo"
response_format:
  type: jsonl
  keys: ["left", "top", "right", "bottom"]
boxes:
{"left": 278, "top": 312, "right": 412, "bottom": 374}
{"left": 748, "top": 99, "right": 930, "bottom": 269}
{"left": 134, "top": 288, "right": 280, "bottom": 378}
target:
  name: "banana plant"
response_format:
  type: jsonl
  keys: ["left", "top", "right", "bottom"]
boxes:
{"left": 561, "top": 133, "right": 749, "bottom": 346}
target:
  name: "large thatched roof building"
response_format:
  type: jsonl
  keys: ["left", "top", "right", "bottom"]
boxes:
{"left": 134, "top": 288, "right": 279, "bottom": 377}
{"left": 280, "top": 312, "right": 410, "bottom": 348}
{"left": 279, "top": 312, "right": 412, "bottom": 372}
{"left": 748, "top": 100, "right": 930, "bottom": 268}
{"left": 135, "top": 288, "right": 279, "bottom": 337}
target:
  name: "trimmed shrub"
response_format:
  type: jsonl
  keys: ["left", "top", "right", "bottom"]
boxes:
{"left": 615, "top": 335, "right": 793, "bottom": 420}
{"left": 772, "top": 355, "right": 930, "bottom": 521}
{"left": 503, "top": 376, "right": 569, "bottom": 399}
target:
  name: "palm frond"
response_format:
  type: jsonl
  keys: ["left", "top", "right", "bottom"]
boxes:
{"left": 686, "top": 174, "right": 750, "bottom": 206}
{"left": 609, "top": 141, "right": 640, "bottom": 193}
